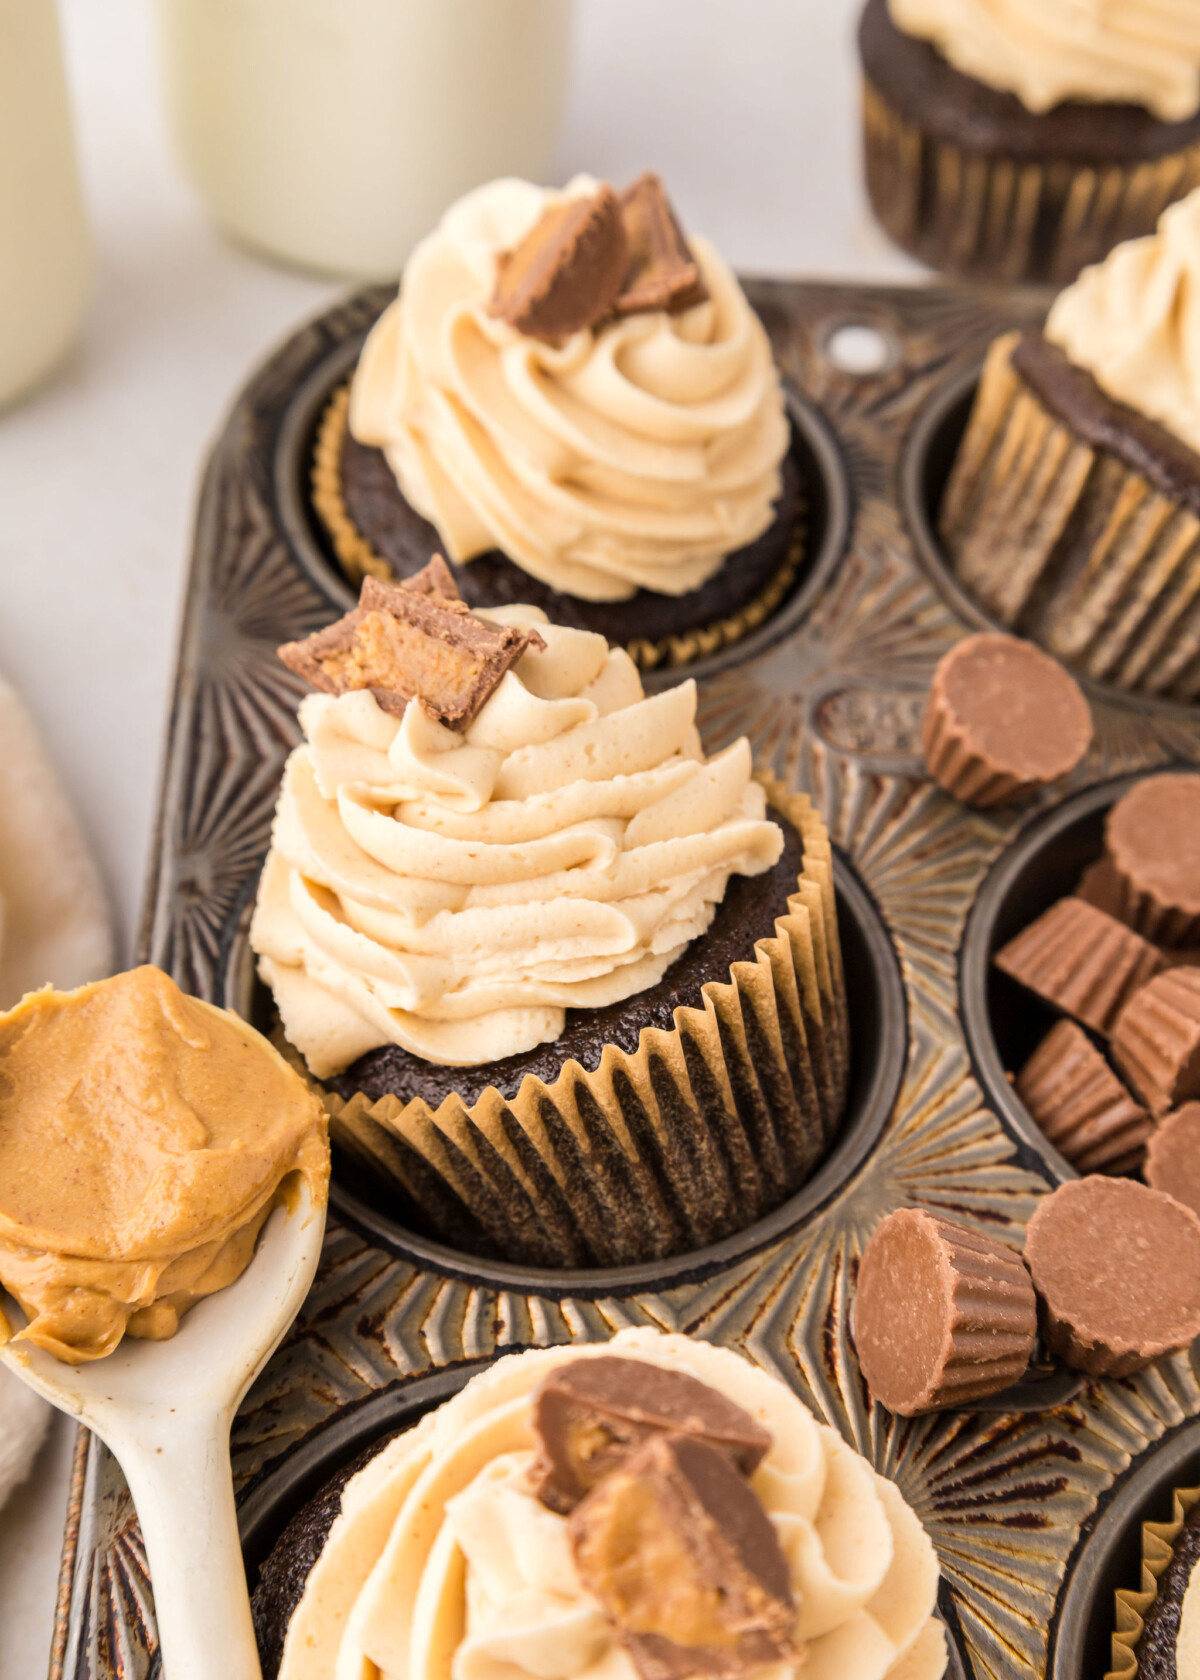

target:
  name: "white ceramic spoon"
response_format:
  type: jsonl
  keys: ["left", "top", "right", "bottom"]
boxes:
{"left": 0, "top": 1180, "right": 326, "bottom": 1680}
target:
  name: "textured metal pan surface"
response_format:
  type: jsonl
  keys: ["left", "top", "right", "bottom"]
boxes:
{"left": 50, "top": 279, "right": 1200, "bottom": 1680}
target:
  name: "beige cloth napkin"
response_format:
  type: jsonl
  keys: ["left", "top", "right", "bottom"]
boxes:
{"left": 0, "top": 675, "right": 113, "bottom": 1510}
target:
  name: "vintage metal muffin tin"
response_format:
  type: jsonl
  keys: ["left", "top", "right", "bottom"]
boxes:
{"left": 51, "top": 281, "right": 1200, "bottom": 1680}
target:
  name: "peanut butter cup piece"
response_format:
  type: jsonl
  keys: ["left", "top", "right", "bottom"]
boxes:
{"left": 490, "top": 184, "right": 629, "bottom": 340}
{"left": 853, "top": 1209, "right": 1037, "bottom": 1414}
{"left": 568, "top": 1432, "right": 795, "bottom": 1680}
{"left": 532, "top": 1356, "right": 770, "bottom": 1516}
{"left": 615, "top": 173, "right": 709, "bottom": 317}
{"left": 1144, "top": 1103, "right": 1200, "bottom": 1220}
{"left": 1105, "top": 774, "right": 1200, "bottom": 947}
{"left": 1015, "top": 1020, "right": 1152, "bottom": 1175}
{"left": 1024, "top": 1177, "right": 1200, "bottom": 1376}
{"left": 921, "top": 633, "right": 1092, "bottom": 808}
{"left": 1112, "top": 968, "right": 1200, "bottom": 1115}
{"left": 994, "top": 896, "right": 1163, "bottom": 1038}
{"left": 277, "top": 572, "right": 543, "bottom": 729}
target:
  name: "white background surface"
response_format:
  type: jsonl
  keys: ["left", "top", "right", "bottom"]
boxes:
{"left": 0, "top": 1, "right": 924, "bottom": 1673}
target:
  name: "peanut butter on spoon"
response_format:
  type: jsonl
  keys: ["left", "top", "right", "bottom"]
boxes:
{"left": 0, "top": 964, "right": 328, "bottom": 1363}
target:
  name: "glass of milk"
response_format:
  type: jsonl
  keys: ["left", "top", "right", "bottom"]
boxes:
{"left": 155, "top": 0, "right": 574, "bottom": 279}
{"left": 0, "top": 0, "right": 91, "bottom": 411}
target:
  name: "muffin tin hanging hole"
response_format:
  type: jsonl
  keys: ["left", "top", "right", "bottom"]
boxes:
{"left": 222, "top": 848, "right": 908, "bottom": 1299}
{"left": 902, "top": 364, "right": 1200, "bottom": 719}
{"left": 820, "top": 318, "right": 899, "bottom": 377}
{"left": 272, "top": 309, "right": 853, "bottom": 689}
{"left": 959, "top": 772, "right": 1171, "bottom": 1183}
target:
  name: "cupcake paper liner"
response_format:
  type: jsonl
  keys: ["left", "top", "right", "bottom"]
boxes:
{"left": 1015, "top": 1019, "right": 1152, "bottom": 1175}
{"left": 323, "top": 781, "right": 850, "bottom": 1269}
{"left": 942, "top": 333, "right": 1200, "bottom": 700}
{"left": 863, "top": 80, "right": 1200, "bottom": 286}
{"left": 994, "top": 896, "right": 1163, "bottom": 1038}
{"left": 1107, "top": 1486, "right": 1200, "bottom": 1680}
{"left": 312, "top": 383, "right": 807, "bottom": 675}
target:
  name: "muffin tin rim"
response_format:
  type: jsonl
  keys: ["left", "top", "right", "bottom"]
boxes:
{"left": 271, "top": 322, "right": 854, "bottom": 691}
{"left": 222, "top": 845, "right": 909, "bottom": 1300}
{"left": 900, "top": 358, "right": 1200, "bottom": 725}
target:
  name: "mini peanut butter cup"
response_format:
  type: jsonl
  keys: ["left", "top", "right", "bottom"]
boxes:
{"left": 490, "top": 184, "right": 629, "bottom": 341}
{"left": 994, "top": 896, "right": 1163, "bottom": 1038}
{"left": 1113, "top": 969, "right": 1200, "bottom": 1115}
{"left": 1144, "top": 1103, "right": 1200, "bottom": 1221}
{"left": 1024, "top": 1177, "right": 1200, "bottom": 1377}
{"left": 853, "top": 1208, "right": 1037, "bottom": 1414}
{"left": 1016, "top": 1020, "right": 1152, "bottom": 1176}
{"left": 921, "top": 633, "right": 1092, "bottom": 808}
{"left": 1105, "top": 775, "right": 1200, "bottom": 948}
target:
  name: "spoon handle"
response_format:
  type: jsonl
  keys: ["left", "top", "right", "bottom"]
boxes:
{"left": 116, "top": 1412, "right": 261, "bottom": 1680}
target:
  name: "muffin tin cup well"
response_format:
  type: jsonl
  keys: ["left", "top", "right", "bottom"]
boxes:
{"left": 272, "top": 324, "right": 853, "bottom": 690}
{"left": 222, "top": 847, "right": 908, "bottom": 1298}
{"left": 959, "top": 771, "right": 1174, "bottom": 1181}
{"left": 902, "top": 365, "right": 1200, "bottom": 720}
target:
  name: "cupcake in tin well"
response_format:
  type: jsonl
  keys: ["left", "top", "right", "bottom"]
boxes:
{"left": 1110, "top": 1482, "right": 1200, "bottom": 1680}
{"left": 250, "top": 562, "right": 850, "bottom": 1268}
{"left": 859, "top": 0, "right": 1200, "bottom": 285}
{"left": 311, "top": 173, "right": 803, "bottom": 672}
{"left": 941, "top": 187, "right": 1200, "bottom": 702}
{"left": 251, "top": 1328, "right": 948, "bottom": 1680}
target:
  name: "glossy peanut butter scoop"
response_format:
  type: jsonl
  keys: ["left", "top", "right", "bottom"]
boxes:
{"left": 0, "top": 964, "right": 328, "bottom": 1362}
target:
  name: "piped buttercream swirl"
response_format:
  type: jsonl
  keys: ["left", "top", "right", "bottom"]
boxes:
{"left": 888, "top": 0, "right": 1200, "bottom": 122}
{"left": 250, "top": 608, "right": 783, "bottom": 1076}
{"left": 347, "top": 177, "right": 789, "bottom": 603}
{"left": 1046, "top": 186, "right": 1200, "bottom": 456}
{"left": 276, "top": 1329, "right": 948, "bottom": 1680}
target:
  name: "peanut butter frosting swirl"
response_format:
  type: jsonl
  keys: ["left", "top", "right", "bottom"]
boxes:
{"left": 1046, "top": 187, "right": 1200, "bottom": 457}
{"left": 276, "top": 1330, "right": 948, "bottom": 1680}
{"left": 0, "top": 966, "right": 329, "bottom": 1363}
{"left": 251, "top": 609, "right": 783, "bottom": 1076}
{"left": 347, "top": 177, "right": 789, "bottom": 603}
{"left": 888, "top": 0, "right": 1200, "bottom": 122}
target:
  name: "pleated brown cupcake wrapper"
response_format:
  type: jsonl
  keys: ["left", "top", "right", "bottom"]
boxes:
{"left": 322, "top": 782, "right": 849, "bottom": 1269}
{"left": 1015, "top": 1020, "right": 1152, "bottom": 1176}
{"left": 312, "top": 382, "right": 808, "bottom": 677}
{"left": 1108, "top": 1486, "right": 1200, "bottom": 1680}
{"left": 942, "top": 333, "right": 1200, "bottom": 702}
{"left": 863, "top": 79, "right": 1200, "bottom": 286}
{"left": 994, "top": 895, "right": 1163, "bottom": 1038}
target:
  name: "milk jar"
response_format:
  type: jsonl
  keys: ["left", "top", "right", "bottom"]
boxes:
{"left": 0, "top": 0, "right": 91, "bottom": 410}
{"left": 155, "top": 0, "right": 573, "bottom": 278}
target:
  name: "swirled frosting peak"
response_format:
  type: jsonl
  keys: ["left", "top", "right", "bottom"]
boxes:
{"left": 888, "top": 0, "right": 1200, "bottom": 121}
{"left": 348, "top": 176, "right": 789, "bottom": 602}
{"left": 1046, "top": 185, "right": 1200, "bottom": 455}
{"left": 250, "top": 606, "right": 783, "bottom": 1075}
{"left": 276, "top": 1330, "right": 948, "bottom": 1680}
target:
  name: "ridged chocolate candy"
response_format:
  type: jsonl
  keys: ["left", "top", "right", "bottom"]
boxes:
{"left": 1015, "top": 1020, "right": 1152, "bottom": 1175}
{"left": 1025, "top": 1177, "right": 1200, "bottom": 1377}
{"left": 994, "top": 896, "right": 1163, "bottom": 1037}
{"left": 854, "top": 1208, "right": 1036, "bottom": 1414}
{"left": 1112, "top": 968, "right": 1200, "bottom": 1115}
{"left": 1144, "top": 1103, "right": 1200, "bottom": 1221}
{"left": 921, "top": 633, "right": 1092, "bottom": 807}
{"left": 1105, "top": 774, "right": 1200, "bottom": 947}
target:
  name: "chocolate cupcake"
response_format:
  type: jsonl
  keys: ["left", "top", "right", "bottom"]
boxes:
{"left": 311, "top": 173, "right": 803, "bottom": 673}
{"left": 1109, "top": 1484, "right": 1200, "bottom": 1680}
{"left": 941, "top": 190, "right": 1200, "bottom": 702}
{"left": 252, "top": 566, "right": 851, "bottom": 1268}
{"left": 859, "top": 0, "right": 1200, "bottom": 285}
{"left": 251, "top": 1328, "right": 949, "bottom": 1680}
